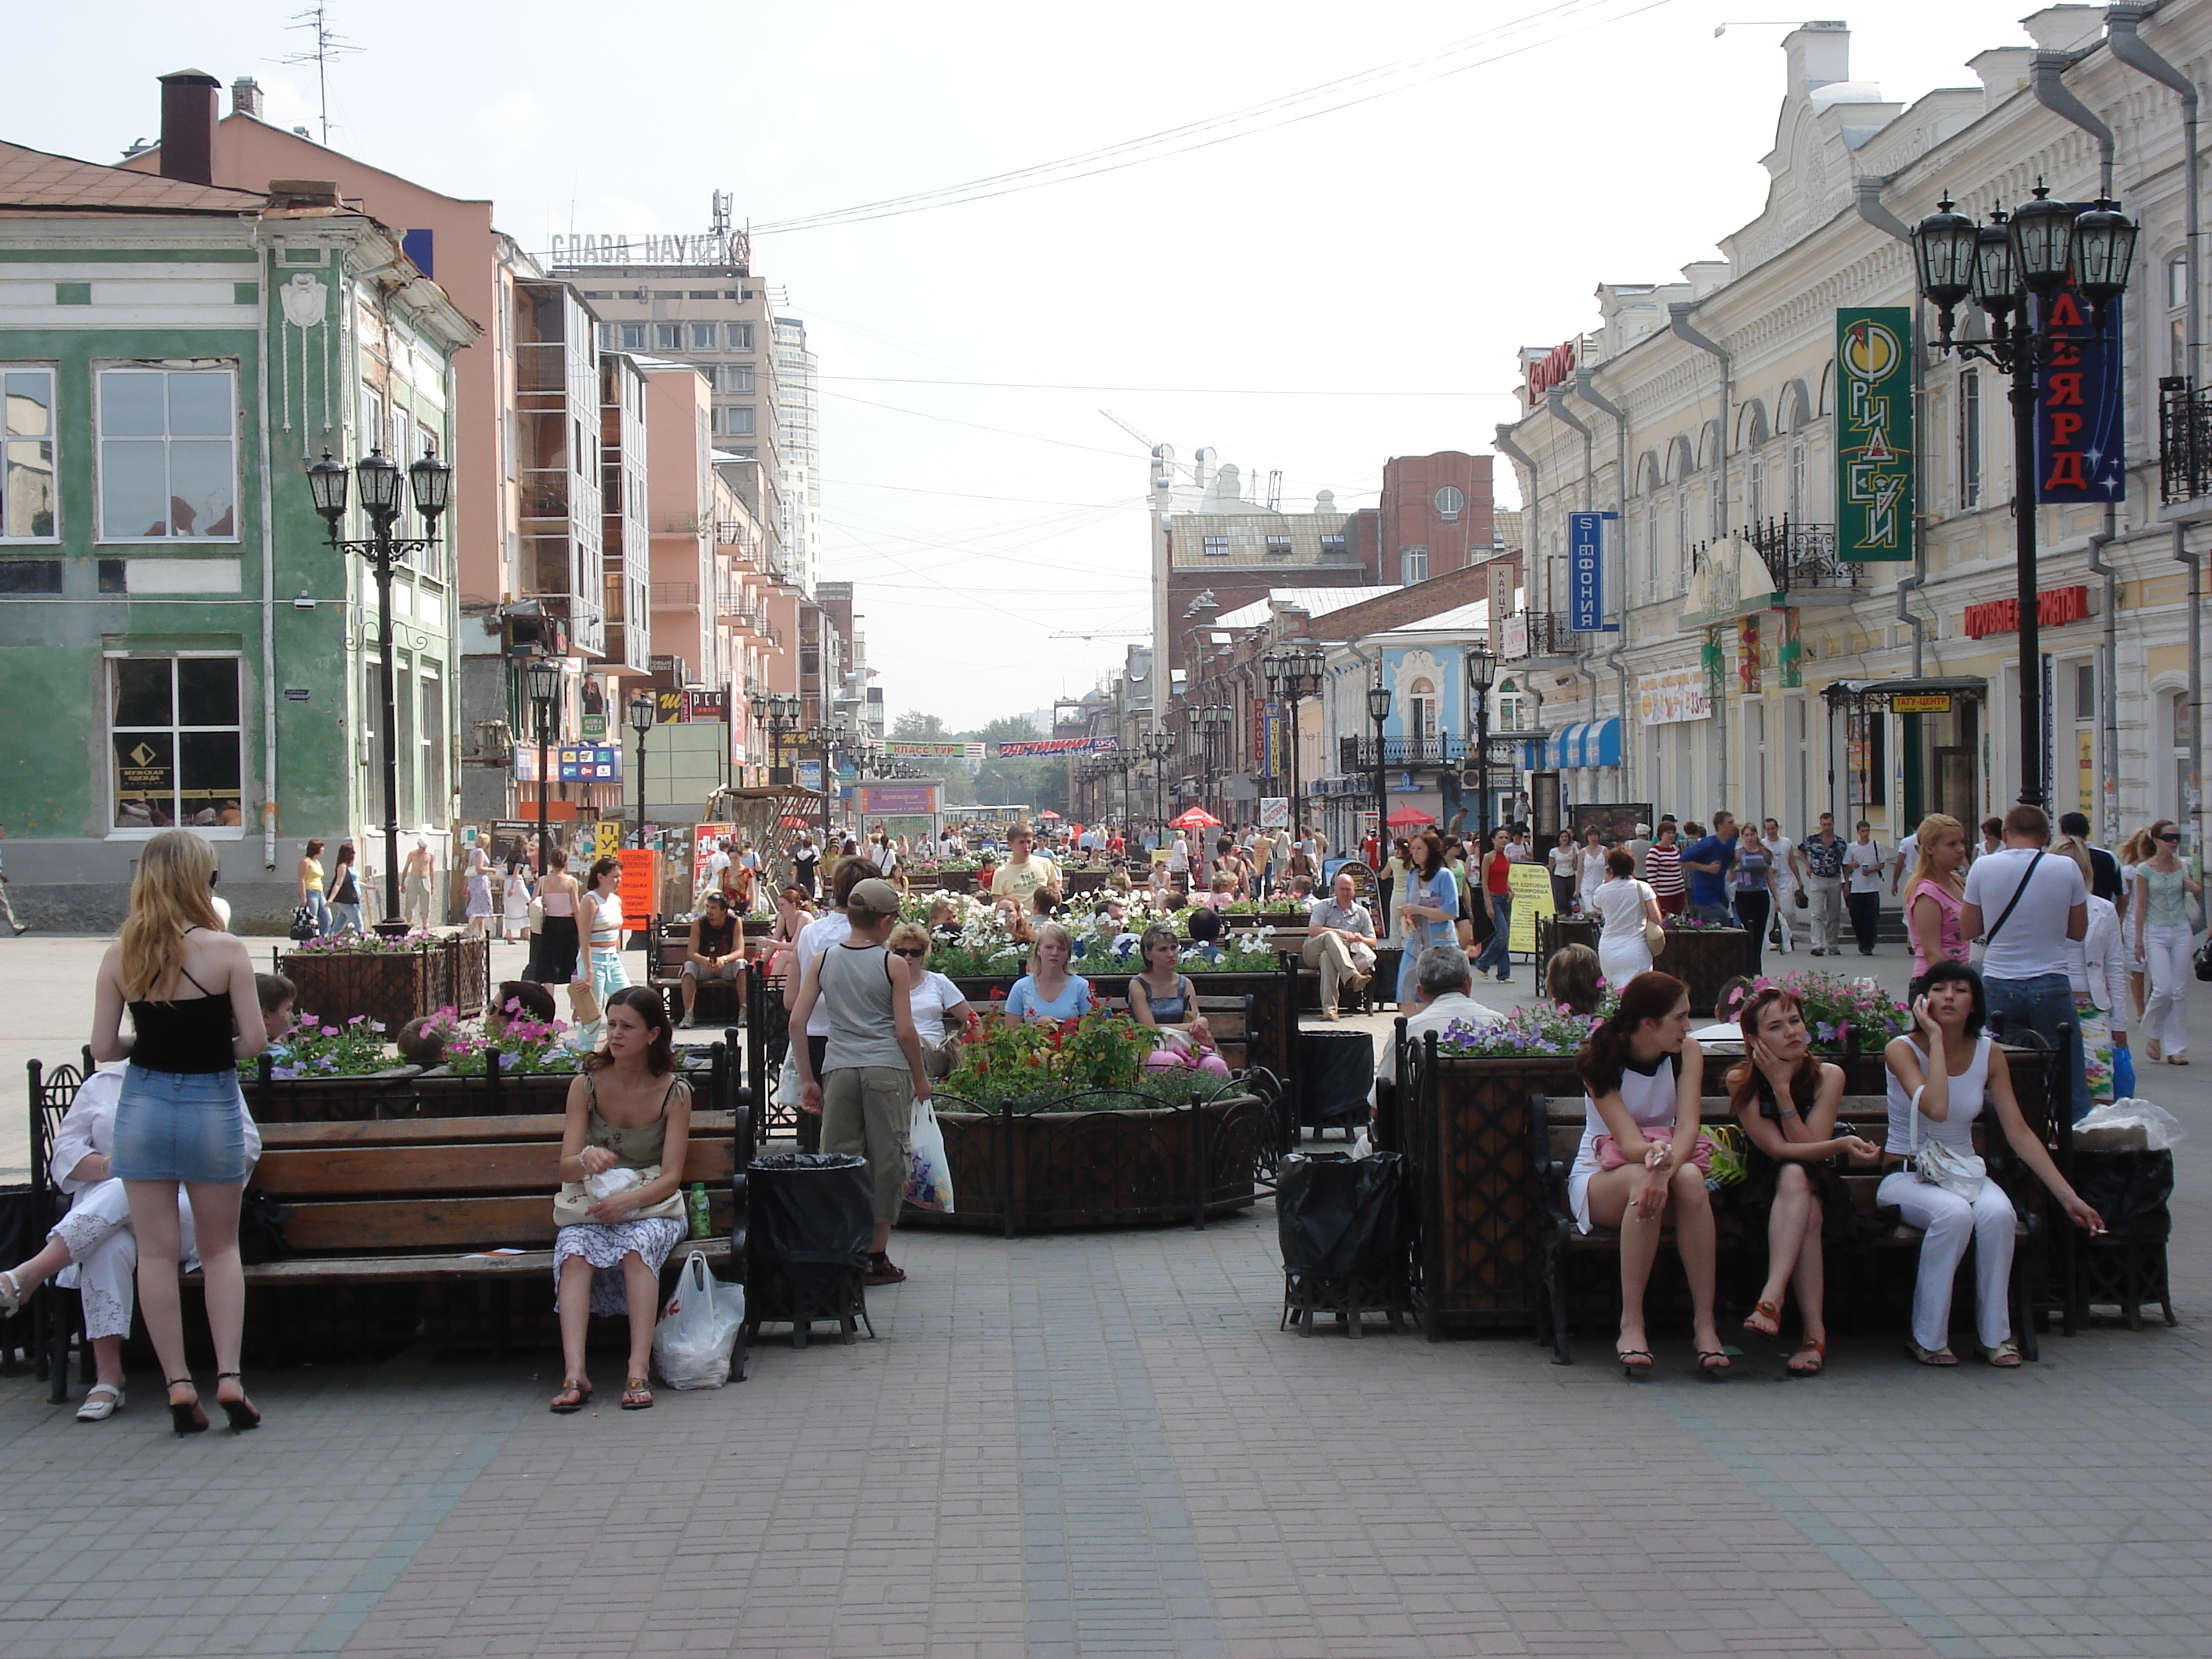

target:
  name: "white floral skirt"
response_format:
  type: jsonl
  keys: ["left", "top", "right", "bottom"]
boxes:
{"left": 552, "top": 1216, "right": 685, "bottom": 1316}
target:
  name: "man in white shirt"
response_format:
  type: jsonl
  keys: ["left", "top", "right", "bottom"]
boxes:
{"left": 1377, "top": 946, "right": 1507, "bottom": 1082}
{"left": 1842, "top": 822, "right": 1887, "bottom": 955}
{"left": 1888, "top": 831, "right": 1919, "bottom": 899}
{"left": 1760, "top": 817, "right": 1799, "bottom": 954}
{"left": 784, "top": 855, "right": 867, "bottom": 1141}
{"left": 1961, "top": 804, "right": 2091, "bottom": 1121}
{"left": 701, "top": 837, "right": 731, "bottom": 898}
{"left": 1303, "top": 870, "right": 1378, "bottom": 1020}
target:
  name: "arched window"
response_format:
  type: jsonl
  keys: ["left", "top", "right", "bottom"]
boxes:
{"left": 2170, "top": 688, "right": 2193, "bottom": 822}
{"left": 1434, "top": 485, "right": 1463, "bottom": 521}
{"left": 2168, "top": 255, "right": 2190, "bottom": 378}
{"left": 1496, "top": 677, "right": 1527, "bottom": 733}
{"left": 1672, "top": 490, "right": 1690, "bottom": 592}
{"left": 1409, "top": 677, "right": 1439, "bottom": 741}
{"left": 1789, "top": 441, "right": 1807, "bottom": 518}
{"left": 1747, "top": 458, "right": 1766, "bottom": 526}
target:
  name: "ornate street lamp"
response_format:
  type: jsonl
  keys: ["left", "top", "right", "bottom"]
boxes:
{"left": 1366, "top": 678, "right": 1391, "bottom": 869}
{"left": 523, "top": 655, "right": 562, "bottom": 879}
{"left": 627, "top": 690, "right": 656, "bottom": 851}
{"left": 309, "top": 443, "right": 453, "bottom": 935}
{"left": 1261, "top": 643, "right": 1326, "bottom": 837}
{"left": 1142, "top": 726, "right": 1174, "bottom": 850}
{"left": 1914, "top": 182, "right": 2137, "bottom": 806}
{"left": 1465, "top": 643, "right": 1498, "bottom": 845}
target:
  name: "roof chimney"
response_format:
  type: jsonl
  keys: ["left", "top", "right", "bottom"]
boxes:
{"left": 232, "top": 76, "right": 265, "bottom": 119}
{"left": 158, "top": 69, "right": 222, "bottom": 185}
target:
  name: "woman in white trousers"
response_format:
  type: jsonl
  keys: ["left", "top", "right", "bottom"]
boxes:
{"left": 2133, "top": 822, "right": 2201, "bottom": 1064}
{"left": 1881, "top": 963, "right": 2104, "bottom": 1367}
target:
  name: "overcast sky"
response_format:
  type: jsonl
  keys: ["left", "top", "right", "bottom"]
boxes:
{"left": 15, "top": 0, "right": 2036, "bottom": 727}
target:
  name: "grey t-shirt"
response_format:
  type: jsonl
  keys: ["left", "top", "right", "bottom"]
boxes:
{"left": 1964, "top": 846, "right": 2086, "bottom": 980}
{"left": 1309, "top": 899, "right": 1375, "bottom": 939}
{"left": 819, "top": 940, "right": 908, "bottom": 1071}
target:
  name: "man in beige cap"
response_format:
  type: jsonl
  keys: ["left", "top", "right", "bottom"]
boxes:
{"left": 788, "top": 877, "right": 932, "bottom": 1284}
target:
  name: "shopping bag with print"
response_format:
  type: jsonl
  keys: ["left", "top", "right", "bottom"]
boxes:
{"left": 904, "top": 1095, "right": 955, "bottom": 1213}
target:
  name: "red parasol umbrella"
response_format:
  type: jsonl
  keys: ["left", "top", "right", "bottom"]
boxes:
{"left": 1038, "top": 810, "right": 1061, "bottom": 819}
{"left": 1385, "top": 806, "right": 1437, "bottom": 828}
{"left": 1168, "top": 808, "right": 1223, "bottom": 830}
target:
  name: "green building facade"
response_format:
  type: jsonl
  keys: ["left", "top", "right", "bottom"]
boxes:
{"left": 0, "top": 150, "right": 474, "bottom": 929}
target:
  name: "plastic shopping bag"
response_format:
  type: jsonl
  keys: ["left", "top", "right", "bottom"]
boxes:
{"left": 651, "top": 1250, "right": 745, "bottom": 1389}
{"left": 2073, "top": 1097, "right": 2187, "bottom": 1152}
{"left": 771, "top": 1057, "right": 803, "bottom": 1112}
{"left": 2111, "top": 1044, "right": 2137, "bottom": 1101}
{"left": 904, "top": 1095, "right": 955, "bottom": 1213}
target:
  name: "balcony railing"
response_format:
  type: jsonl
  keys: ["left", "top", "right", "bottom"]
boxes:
{"left": 1506, "top": 610, "right": 1585, "bottom": 660}
{"left": 1338, "top": 732, "right": 1536, "bottom": 771}
{"left": 2160, "top": 376, "right": 2212, "bottom": 503}
{"left": 1738, "top": 517, "right": 1859, "bottom": 594}
{"left": 649, "top": 581, "right": 698, "bottom": 608}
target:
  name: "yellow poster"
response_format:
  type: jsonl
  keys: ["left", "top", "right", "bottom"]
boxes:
{"left": 1507, "top": 859, "right": 1556, "bottom": 954}
{"left": 2077, "top": 730, "right": 2094, "bottom": 819}
{"left": 594, "top": 819, "right": 623, "bottom": 859}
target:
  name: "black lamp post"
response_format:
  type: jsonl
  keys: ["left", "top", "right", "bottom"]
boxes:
{"left": 749, "top": 690, "right": 802, "bottom": 786}
{"left": 1203, "top": 702, "right": 1232, "bottom": 825}
{"left": 1913, "top": 181, "right": 2136, "bottom": 807}
{"left": 1464, "top": 643, "right": 1498, "bottom": 845}
{"left": 309, "top": 443, "right": 452, "bottom": 936}
{"left": 1142, "top": 727, "right": 1174, "bottom": 850}
{"left": 627, "top": 690, "right": 655, "bottom": 851}
{"left": 1261, "top": 642, "right": 1326, "bottom": 840}
{"left": 524, "top": 656, "right": 561, "bottom": 878}
{"left": 1367, "top": 678, "right": 1392, "bottom": 861}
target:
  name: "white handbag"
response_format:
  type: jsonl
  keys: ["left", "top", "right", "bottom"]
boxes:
{"left": 1908, "top": 1086, "right": 1987, "bottom": 1199}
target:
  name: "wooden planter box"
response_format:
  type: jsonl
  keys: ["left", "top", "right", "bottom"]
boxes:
{"left": 279, "top": 936, "right": 492, "bottom": 1035}
{"left": 936, "top": 870, "right": 976, "bottom": 893}
{"left": 946, "top": 967, "right": 1293, "bottom": 1084}
{"left": 908, "top": 1093, "right": 1263, "bottom": 1232}
{"left": 414, "top": 1064, "right": 584, "bottom": 1116}
{"left": 243, "top": 1064, "right": 423, "bottom": 1124}
{"left": 1654, "top": 926, "right": 1758, "bottom": 1014}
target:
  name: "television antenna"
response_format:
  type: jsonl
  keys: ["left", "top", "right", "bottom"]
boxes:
{"left": 284, "top": 2, "right": 360, "bottom": 145}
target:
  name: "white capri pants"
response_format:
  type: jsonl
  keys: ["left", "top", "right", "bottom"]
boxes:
{"left": 2141, "top": 922, "right": 2193, "bottom": 1057}
{"left": 1771, "top": 877, "right": 1797, "bottom": 950}
{"left": 1877, "top": 1169, "right": 2015, "bottom": 1352}
{"left": 49, "top": 1178, "right": 197, "bottom": 1342}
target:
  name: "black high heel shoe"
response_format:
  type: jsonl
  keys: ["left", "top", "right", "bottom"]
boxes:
{"left": 214, "top": 1371, "right": 260, "bottom": 1432}
{"left": 167, "top": 1378, "right": 207, "bottom": 1435}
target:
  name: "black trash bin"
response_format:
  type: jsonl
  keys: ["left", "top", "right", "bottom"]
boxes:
{"left": 745, "top": 1153, "right": 874, "bottom": 1348}
{"left": 1297, "top": 1030, "right": 1375, "bottom": 1141}
{"left": 2068, "top": 1148, "right": 2177, "bottom": 1328}
{"left": 1276, "top": 1151, "right": 1408, "bottom": 1337}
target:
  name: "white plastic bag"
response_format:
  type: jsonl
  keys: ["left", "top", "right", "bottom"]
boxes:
{"left": 772, "top": 1057, "right": 802, "bottom": 1111}
{"left": 586, "top": 1166, "right": 642, "bottom": 1201}
{"left": 904, "top": 1095, "right": 955, "bottom": 1213}
{"left": 2074, "top": 1097, "right": 2187, "bottom": 1152}
{"left": 651, "top": 1250, "right": 745, "bottom": 1390}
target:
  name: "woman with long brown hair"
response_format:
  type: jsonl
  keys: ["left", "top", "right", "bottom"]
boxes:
{"left": 1393, "top": 831, "right": 1459, "bottom": 1004}
{"left": 550, "top": 987, "right": 692, "bottom": 1413}
{"left": 1569, "top": 971, "right": 1724, "bottom": 1377}
{"left": 1727, "top": 987, "right": 1878, "bottom": 1375}
{"left": 88, "top": 830, "right": 269, "bottom": 1432}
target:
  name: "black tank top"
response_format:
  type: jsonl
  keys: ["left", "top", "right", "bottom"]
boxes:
{"left": 698, "top": 914, "right": 737, "bottom": 958}
{"left": 129, "top": 957, "right": 236, "bottom": 1074}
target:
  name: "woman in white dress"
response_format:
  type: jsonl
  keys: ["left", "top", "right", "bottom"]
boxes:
{"left": 501, "top": 858, "right": 533, "bottom": 943}
{"left": 1590, "top": 848, "right": 1662, "bottom": 989}
{"left": 1575, "top": 825, "right": 1609, "bottom": 915}
{"left": 463, "top": 843, "right": 496, "bottom": 937}
{"left": 1568, "top": 971, "right": 1726, "bottom": 1377}
{"left": 1881, "top": 961, "right": 2104, "bottom": 1366}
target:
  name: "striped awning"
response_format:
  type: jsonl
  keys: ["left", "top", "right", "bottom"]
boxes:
{"left": 1533, "top": 717, "right": 1623, "bottom": 770}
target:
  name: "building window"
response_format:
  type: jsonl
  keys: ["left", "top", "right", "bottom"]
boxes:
{"left": 690, "top": 323, "right": 718, "bottom": 351}
{"left": 1746, "top": 458, "right": 1765, "bottom": 525}
{"left": 2171, "top": 688, "right": 2192, "bottom": 822}
{"left": 1202, "top": 534, "right": 1228, "bottom": 557}
{"left": 2169, "top": 255, "right": 2189, "bottom": 379}
{"left": 597, "top": 324, "right": 615, "bottom": 351}
{"left": 619, "top": 324, "right": 646, "bottom": 351}
{"left": 1789, "top": 441, "right": 1807, "bottom": 519}
{"left": 2, "top": 367, "right": 57, "bottom": 540}
{"left": 1408, "top": 677, "right": 1438, "bottom": 741}
{"left": 1434, "top": 485, "right": 1463, "bottom": 520}
{"left": 97, "top": 367, "right": 236, "bottom": 540}
{"left": 1957, "top": 368, "right": 1982, "bottom": 509}
{"left": 1401, "top": 546, "right": 1427, "bottom": 584}
{"left": 1672, "top": 489, "right": 1688, "bottom": 593}
{"left": 1320, "top": 533, "right": 1347, "bottom": 558}
{"left": 1265, "top": 533, "right": 1291, "bottom": 555}
{"left": 109, "top": 654, "right": 242, "bottom": 830}
{"left": 727, "top": 364, "right": 756, "bottom": 394}
{"left": 650, "top": 323, "right": 679, "bottom": 351}
{"left": 1641, "top": 503, "right": 1658, "bottom": 603}
{"left": 1496, "top": 677, "right": 1527, "bottom": 732}
{"left": 0, "top": 558, "right": 62, "bottom": 592}
{"left": 723, "top": 405, "right": 756, "bottom": 436}
{"left": 697, "top": 365, "right": 717, "bottom": 391}
{"left": 727, "top": 323, "right": 754, "bottom": 351}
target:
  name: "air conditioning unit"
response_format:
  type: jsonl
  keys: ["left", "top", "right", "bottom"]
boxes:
{"left": 1459, "top": 770, "right": 1484, "bottom": 791}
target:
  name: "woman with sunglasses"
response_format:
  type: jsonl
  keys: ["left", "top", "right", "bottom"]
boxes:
{"left": 2133, "top": 821, "right": 2202, "bottom": 1064}
{"left": 886, "top": 922, "right": 972, "bottom": 1078}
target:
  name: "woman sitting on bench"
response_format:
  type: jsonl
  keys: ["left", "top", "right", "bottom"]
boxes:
{"left": 550, "top": 987, "right": 693, "bottom": 1414}
{"left": 1727, "top": 987, "right": 1880, "bottom": 1377}
{"left": 1881, "top": 962, "right": 2104, "bottom": 1368}
{"left": 1569, "top": 971, "right": 1727, "bottom": 1379}
{"left": 1127, "top": 924, "right": 1226, "bottom": 1074}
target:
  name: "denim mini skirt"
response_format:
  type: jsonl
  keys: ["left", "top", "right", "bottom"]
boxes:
{"left": 111, "top": 1065, "right": 253, "bottom": 1184}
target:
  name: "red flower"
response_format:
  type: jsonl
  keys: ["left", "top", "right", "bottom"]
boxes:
{"left": 990, "top": 987, "right": 1006, "bottom": 1000}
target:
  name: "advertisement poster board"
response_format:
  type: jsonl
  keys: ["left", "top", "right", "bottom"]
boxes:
{"left": 594, "top": 819, "right": 623, "bottom": 859}
{"left": 1258, "top": 797, "right": 1289, "bottom": 830}
{"left": 1506, "top": 860, "right": 1555, "bottom": 954}
{"left": 1570, "top": 802, "right": 1654, "bottom": 844}
{"left": 617, "top": 849, "right": 659, "bottom": 930}
{"left": 691, "top": 822, "right": 734, "bottom": 892}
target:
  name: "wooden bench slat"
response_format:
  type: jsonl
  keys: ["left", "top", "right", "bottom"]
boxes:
{"left": 254, "top": 1139, "right": 738, "bottom": 1198}
{"left": 255, "top": 1109, "right": 738, "bottom": 1148}
{"left": 236, "top": 1237, "right": 734, "bottom": 1285}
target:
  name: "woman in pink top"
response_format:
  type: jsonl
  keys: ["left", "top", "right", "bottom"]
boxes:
{"left": 1903, "top": 813, "right": 1969, "bottom": 984}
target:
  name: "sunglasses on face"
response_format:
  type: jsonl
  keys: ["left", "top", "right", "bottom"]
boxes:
{"left": 2158, "top": 832, "right": 2181, "bottom": 842}
{"left": 891, "top": 947, "right": 927, "bottom": 958}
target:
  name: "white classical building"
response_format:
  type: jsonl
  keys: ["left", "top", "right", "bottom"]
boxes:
{"left": 1495, "top": 9, "right": 2207, "bottom": 862}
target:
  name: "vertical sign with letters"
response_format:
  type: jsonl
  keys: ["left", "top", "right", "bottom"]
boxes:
{"left": 2035, "top": 282, "right": 2125, "bottom": 503}
{"left": 1568, "top": 511, "right": 1618, "bottom": 632}
{"left": 1836, "top": 308, "right": 1914, "bottom": 562}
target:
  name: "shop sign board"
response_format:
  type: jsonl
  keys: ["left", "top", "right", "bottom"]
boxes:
{"left": 1836, "top": 307, "right": 1914, "bottom": 561}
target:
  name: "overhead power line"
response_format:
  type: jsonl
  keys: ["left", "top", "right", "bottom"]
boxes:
{"left": 821, "top": 375, "right": 1517, "bottom": 398}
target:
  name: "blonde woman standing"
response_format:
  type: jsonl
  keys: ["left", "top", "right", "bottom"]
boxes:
{"left": 1903, "top": 813, "right": 1970, "bottom": 990}
{"left": 2133, "top": 820, "right": 2202, "bottom": 1064}
{"left": 88, "top": 831, "right": 269, "bottom": 1433}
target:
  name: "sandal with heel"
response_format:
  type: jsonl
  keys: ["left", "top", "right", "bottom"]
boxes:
{"left": 167, "top": 1377, "right": 207, "bottom": 1436}
{"left": 1616, "top": 1348, "right": 1655, "bottom": 1381}
{"left": 214, "top": 1371, "right": 259, "bottom": 1432}
{"left": 1785, "top": 1337, "right": 1827, "bottom": 1377}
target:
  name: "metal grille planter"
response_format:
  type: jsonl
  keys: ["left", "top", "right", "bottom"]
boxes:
{"left": 244, "top": 1060, "right": 422, "bottom": 1123}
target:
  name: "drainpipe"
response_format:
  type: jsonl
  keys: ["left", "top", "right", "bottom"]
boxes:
{"left": 2108, "top": 2, "right": 2207, "bottom": 905}
{"left": 1668, "top": 302, "right": 1731, "bottom": 806}
{"left": 255, "top": 241, "right": 279, "bottom": 873}
{"left": 1573, "top": 369, "right": 1635, "bottom": 797}
{"left": 2033, "top": 46, "right": 2116, "bottom": 196}
{"left": 1494, "top": 423, "right": 1540, "bottom": 610}
{"left": 2086, "top": 507, "right": 2122, "bottom": 845}
{"left": 1855, "top": 176, "right": 1933, "bottom": 678}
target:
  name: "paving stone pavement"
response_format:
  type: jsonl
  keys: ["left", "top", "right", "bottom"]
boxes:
{"left": 0, "top": 936, "right": 2207, "bottom": 1656}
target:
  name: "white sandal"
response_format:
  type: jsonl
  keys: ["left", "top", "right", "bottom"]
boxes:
{"left": 75, "top": 1384, "right": 124, "bottom": 1422}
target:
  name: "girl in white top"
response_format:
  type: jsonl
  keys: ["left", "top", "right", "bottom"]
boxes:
{"left": 1575, "top": 826, "right": 1608, "bottom": 914}
{"left": 887, "top": 921, "right": 972, "bottom": 1079}
{"left": 1589, "top": 848, "right": 1662, "bottom": 989}
{"left": 1569, "top": 970, "right": 1725, "bottom": 1377}
{"left": 580, "top": 855, "right": 631, "bottom": 1004}
{"left": 1880, "top": 962, "right": 2104, "bottom": 1367}
{"left": 501, "top": 860, "right": 533, "bottom": 943}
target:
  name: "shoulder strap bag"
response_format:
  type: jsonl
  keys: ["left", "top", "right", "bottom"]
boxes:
{"left": 553, "top": 1075, "right": 688, "bottom": 1228}
{"left": 1907, "top": 1081, "right": 1987, "bottom": 1199}
{"left": 1972, "top": 849, "right": 2045, "bottom": 950}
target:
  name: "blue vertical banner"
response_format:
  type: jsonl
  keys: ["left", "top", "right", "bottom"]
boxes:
{"left": 1568, "top": 511, "right": 1618, "bottom": 632}
{"left": 2034, "top": 282, "right": 2124, "bottom": 503}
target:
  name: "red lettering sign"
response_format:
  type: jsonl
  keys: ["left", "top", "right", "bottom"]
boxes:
{"left": 1525, "top": 339, "right": 1577, "bottom": 401}
{"left": 1961, "top": 585, "right": 2091, "bottom": 639}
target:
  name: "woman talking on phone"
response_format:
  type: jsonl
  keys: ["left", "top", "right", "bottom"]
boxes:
{"left": 1881, "top": 961, "right": 2104, "bottom": 1367}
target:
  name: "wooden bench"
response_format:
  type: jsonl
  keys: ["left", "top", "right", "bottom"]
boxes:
{"left": 1269, "top": 930, "right": 1381, "bottom": 1017}
{"left": 650, "top": 924, "right": 747, "bottom": 1029}
{"left": 1529, "top": 1090, "right": 2053, "bottom": 1365}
